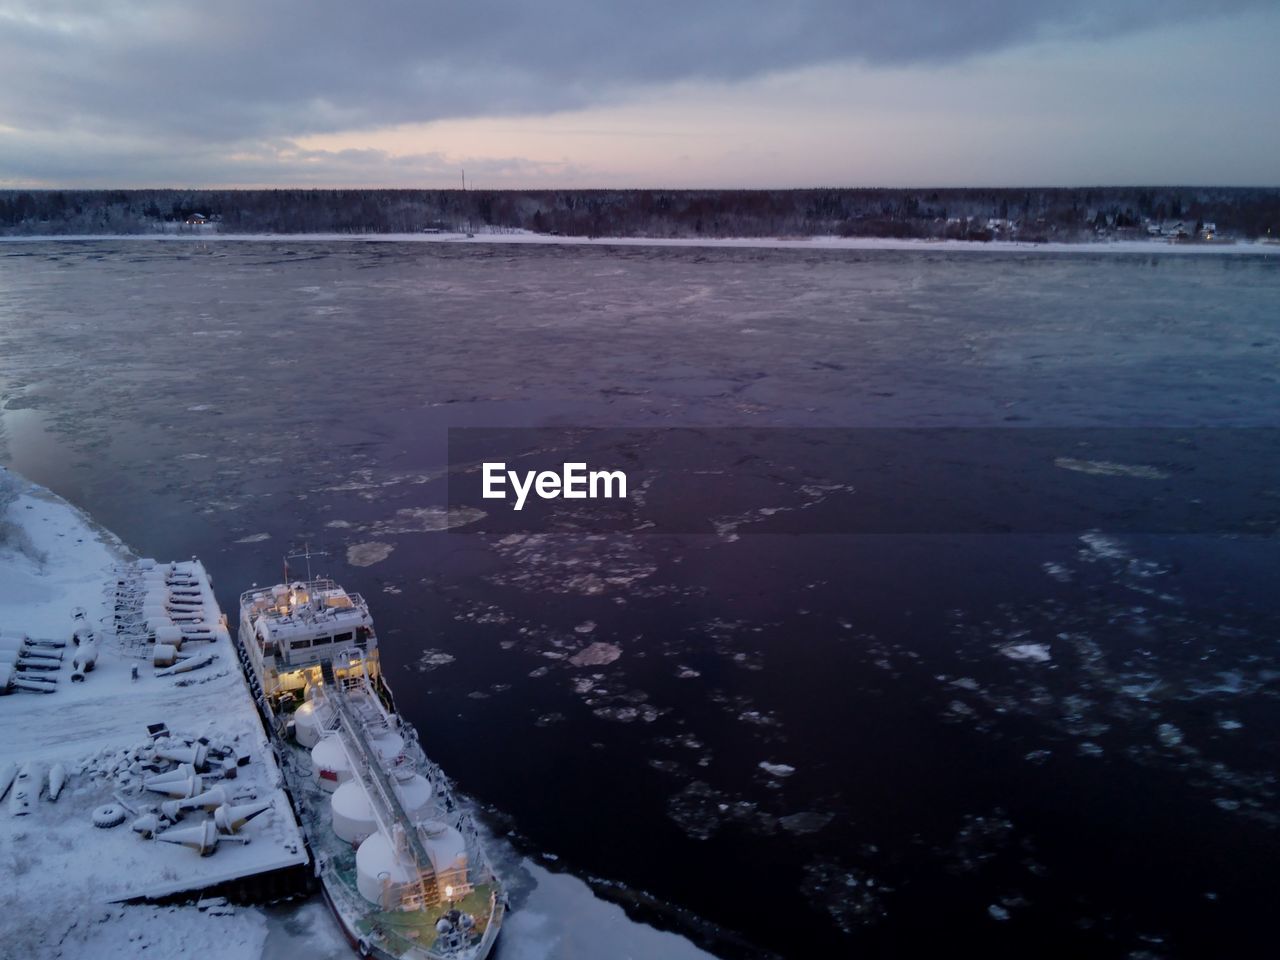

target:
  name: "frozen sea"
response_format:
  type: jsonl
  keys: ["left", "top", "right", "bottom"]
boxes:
{"left": 2, "top": 239, "right": 1279, "bottom": 958}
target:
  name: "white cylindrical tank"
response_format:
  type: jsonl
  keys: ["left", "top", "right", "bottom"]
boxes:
{"left": 331, "top": 780, "right": 377, "bottom": 844}
{"left": 310, "top": 736, "right": 351, "bottom": 791}
{"left": 369, "top": 732, "right": 404, "bottom": 762}
{"left": 293, "top": 699, "right": 333, "bottom": 749}
{"left": 394, "top": 773, "right": 434, "bottom": 820}
{"left": 355, "top": 831, "right": 415, "bottom": 905}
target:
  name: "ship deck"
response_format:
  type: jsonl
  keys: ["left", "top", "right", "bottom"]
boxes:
{"left": 281, "top": 732, "right": 502, "bottom": 959}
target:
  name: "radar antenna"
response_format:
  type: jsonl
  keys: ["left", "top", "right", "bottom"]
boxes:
{"left": 283, "top": 543, "right": 329, "bottom": 584}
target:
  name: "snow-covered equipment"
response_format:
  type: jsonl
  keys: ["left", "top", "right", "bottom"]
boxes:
{"left": 0, "top": 636, "right": 64, "bottom": 660}
{"left": 70, "top": 636, "right": 99, "bottom": 681}
{"left": 153, "top": 818, "right": 250, "bottom": 856}
{"left": 152, "top": 625, "right": 184, "bottom": 648}
{"left": 214, "top": 799, "right": 272, "bottom": 834}
{"left": 0, "top": 649, "right": 61, "bottom": 671}
{"left": 154, "top": 818, "right": 220, "bottom": 855}
{"left": 131, "top": 813, "right": 162, "bottom": 837}
{"left": 0, "top": 650, "right": 62, "bottom": 675}
{"left": 144, "top": 761, "right": 194, "bottom": 783}
{"left": 155, "top": 741, "right": 209, "bottom": 770}
{"left": 174, "top": 784, "right": 234, "bottom": 813}
{"left": 155, "top": 652, "right": 215, "bottom": 676}
{"left": 92, "top": 803, "right": 127, "bottom": 828}
{"left": 47, "top": 762, "right": 67, "bottom": 801}
{"left": 9, "top": 762, "right": 41, "bottom": 815}
{"left": 0, "top": 662, "right": 57, "bottom": 693}
{"left": 143, "top": 772, "right": 203, "bottom": 798}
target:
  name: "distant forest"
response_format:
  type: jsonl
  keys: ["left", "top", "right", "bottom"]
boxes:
{"left": 1, "top": 187, "right": 1278, "bottom": 241}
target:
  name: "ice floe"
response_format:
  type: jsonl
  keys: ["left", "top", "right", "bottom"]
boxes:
{"left": 1053, "top": 458, "right": 1170, "bottom": 480}
{"left": 568, "top": 642, "right": 622, "bottom": 667}
{"left": 758, "top": 761, "right": 796, "bottom": 778}
{"left": 345, "top": 540, "right": 394, "bottom": 566}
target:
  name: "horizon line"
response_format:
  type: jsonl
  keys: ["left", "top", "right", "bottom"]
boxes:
{"left": 2, "top": 183, "right": 1279, "bottom": 193}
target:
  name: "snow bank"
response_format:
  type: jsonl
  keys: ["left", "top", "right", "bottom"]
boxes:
{"left": 0, "top": 230, "right": 1275, "bottom": 256}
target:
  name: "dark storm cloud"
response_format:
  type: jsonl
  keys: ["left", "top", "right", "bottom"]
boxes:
{"left": 0, "top": 0, "right": 1265, "bottom": 142}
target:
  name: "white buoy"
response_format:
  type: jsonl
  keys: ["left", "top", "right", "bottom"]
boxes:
{"left": 155, "top": 741, "right": 209, "bottom": 770}
{"left": 143, "top": 773, "right": 202, "bottom": 798}
{"left": 214, "top": 800, "right": 272, "bottom": 834}
{"left": 48, "top": 762, "right": 67, "bottom": 801}
{"left": 175, "top": 785, "right": 235, "bottom": 812}
{"left": 144, "top": 762, "right": 195, "bottom": 784}
{"left": 153, "top": 818, "right": 220, "bottom": 856}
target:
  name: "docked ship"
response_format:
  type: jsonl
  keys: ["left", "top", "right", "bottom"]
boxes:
{"left": 235, "top": 558, "right": 504, "bottom": 959}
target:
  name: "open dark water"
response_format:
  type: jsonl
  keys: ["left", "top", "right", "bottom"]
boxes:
{"left": 2, "top": 240, "right": 1279, "bottom": 959}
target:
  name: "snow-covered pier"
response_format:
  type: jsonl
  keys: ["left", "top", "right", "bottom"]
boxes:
{"left": 0, "top": 467, "right": 308, "bottom": 915}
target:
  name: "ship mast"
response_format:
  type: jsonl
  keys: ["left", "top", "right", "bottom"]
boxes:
{"left": 283, "top": 543, "right": 327, "bottom": 585}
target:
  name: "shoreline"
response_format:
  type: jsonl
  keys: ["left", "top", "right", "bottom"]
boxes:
{"left": 0, "top": 230, "right": 1275, "bottom": 255}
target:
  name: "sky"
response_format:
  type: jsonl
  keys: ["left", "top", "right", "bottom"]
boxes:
{"left": 0, "top": 0, "right": 1277, "bottom": 189}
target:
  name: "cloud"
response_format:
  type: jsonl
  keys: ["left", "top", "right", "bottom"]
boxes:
{"left": 0, "top": 128, "right": 587, "bottom": 187}
{"left": 0, "top": 0, "right": 1266, "bottom": 146}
